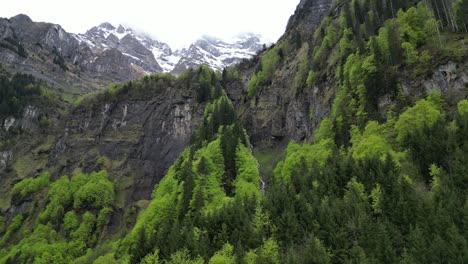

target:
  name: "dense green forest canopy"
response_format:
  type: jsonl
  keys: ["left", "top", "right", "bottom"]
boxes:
{"left": 1, "top": 0, "right": 467, "bottom": 263}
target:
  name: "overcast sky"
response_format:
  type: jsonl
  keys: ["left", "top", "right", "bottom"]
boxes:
{"left": 1, "top": 0, "right": 299, "bottom": 48}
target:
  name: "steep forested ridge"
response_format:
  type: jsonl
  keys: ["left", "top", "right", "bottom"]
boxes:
{"left": 1, "top": 0, "right": 468, "bottom": 263}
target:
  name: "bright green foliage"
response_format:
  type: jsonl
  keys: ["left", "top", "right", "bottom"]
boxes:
{"left": 313, "top": 17, "right": 341, "bottom": 64}
{"left": 339, "top": 27, "right": 358, "bottom": 61}
{"left": 96, "top": 207, "right": 112, "bottom": 233}
{"left": 314, "top": 117, "right": 335, "bottom": 142}
{"left": 234, "top": 144, "right": 261, "bottom": 199}
{"left": 209, "top": 243, "right": 236, "bottom": 264}
{"left": 71, "top": 211, "right": 96, "bottom": 246}
{"left": 11, "top": 172, "right": 50, "bottom": 201}
{"left": 247, "top": 41, "right": 287, "bottom": 97}
{"left": 120, "top": 85, "right": 263, "bottom": 263}
{"left": 244, "top": 250, "right": 258, "bottom": 264}
{"left": 429, "top": 164, "right": 442, "bottom": 193}
{"left": 344, "top": 177, "right": 369, "bottom": 211}
{"left": 166, "top": 249, "right": 204, "bottom": 264}
{"left": 350, "top": 121, "right": 396, "bottom": 161}
{"left": 1, "top": 170, "right": 116, "bottom": 263}
{"left": 257, "top": 238, "right": 280, "bottom": 264}
{"left": 397, "top": 3, "right": 437, "bottom": 47}
{"left": 127, "top": 165, "right": 181, "bottom": 242}
{"left": 306, "top": 70, "right": 316, "bottom": 88}
{"left": 73, "top": 170, "right": 115, "bottom": 209}
{"left": 275, "top": 139, "right": 334, "bottom": 182}
{"left": 401, "top": 42, "right": 418, "bottom": 65}
{"left": 295, "top": 58, "right": 309, "bottom": 91}
{"left": 260, "top": 97, "right": 461, "bottom": 261}
{"left": 39, "top": 170, "right": 115, "bottom": 224}
{"left": 241, "top": 238, "right": 281, "bottom": 264}
{"left": 141, "top": 248, "right": 161, "bottom": 264}
{"left": 458, "top": 99, "right": 468, "bottom": 119}
{"left": 39, "top": 176, "right": 73, "bottom": 223}
{"left": 395, "top": 91, "right": 443, "bottom": 143}
{"left": 369, "top": 184, "right": 383, "bottom": 215}
{"left": 339, "top": 52, "right": 379, "bottom": 124}
{"left": 0, "top": 224, "right": 82, "bottom": 263}
{"left": 0, "top": 214, "right": 23, "bottom": 245}
{"left": 193, "top": 140, "right": 228, "bottom": 214}
{"left": 247, "top": 74, "right": 261, "bottom": 98}
{"left": 110, "top": 2, "right": 468, "bottom": 264}
{"left": 93, "top": 253, "right": 119, "bottom": 264}
{"left": 3, "top": 3, "right": 468, "bottom": 262}
{"left": 375, "top": 25, "right": 392, "bottom": 64}
{"left": 63, "top": 211, "right": 79, "bottom": 234}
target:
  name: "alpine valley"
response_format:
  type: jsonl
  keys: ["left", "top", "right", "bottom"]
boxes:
{"left": 0, "top": 0, "right": 467, "bottom": 263}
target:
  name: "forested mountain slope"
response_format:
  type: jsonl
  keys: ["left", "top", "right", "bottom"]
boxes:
{"left": 0, "top": 0, "right": 467, "bottom": 263}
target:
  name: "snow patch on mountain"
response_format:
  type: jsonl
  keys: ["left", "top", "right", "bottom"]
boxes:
{"left": 72, "top": 22, "right": 265, "bottom": 75}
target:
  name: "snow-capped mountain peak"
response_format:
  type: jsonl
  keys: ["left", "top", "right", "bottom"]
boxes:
{"left": 170, "top": 33, "right": 264, "bottom": 75}
{"left": 73, "top": 22, "right": 264, "bottom": 75}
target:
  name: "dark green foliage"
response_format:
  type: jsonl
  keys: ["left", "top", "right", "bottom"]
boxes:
{"left": 121, "top": 84, "right": 260, "bottom": 263}
{"left": 264, "top": 91, "right": 467, "bottom": 264}
{"left": 0, "top": 73, "right": 43, "bottom": 117}
{"left": 11, "top": 172, "right": 50, "bottom": 202}
{"left": 219, "top": 125, "right": 240, "bottom": 195}
{"left": 75, "top": 65, "right": 221, "bottom": 110}
{"left": 427, "top": 0, "right": 467, "bottom": 32}
{"left": 286, "top": 236, "right": 331, "bottom": 264}
{"left": 192, "top": 94, "right": 241, "bottom": 146}
{"left": 2, "top": 1, "right": 468, "bottom": 263}
{"left": 197, "top": 65, "right": 223, "bottom": 103}
{"left": 0, "top": 37, "right": 27, "bottom": 58}
{"left": 452, "top": 0, "right": 468, "bottom": 32}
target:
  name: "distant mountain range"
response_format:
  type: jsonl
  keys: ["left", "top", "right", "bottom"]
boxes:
{"left": 0, "top": 14, "right": 266, "bottom": 91}
{"left": 76, "top": 22, "right": 265, "bottom": 75}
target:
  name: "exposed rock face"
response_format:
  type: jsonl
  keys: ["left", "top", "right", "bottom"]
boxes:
{"left": 3, "top": 117, "right": 15, "bottom": 132}
{"left": 49, "top": 82, "right": 204, "bottom": 201}
{"left": 0, "top": 15, "right": 129, "bottom": 92}
{"left": 0, "top": 16, "right": 265, "bottom": 92}
{"left": 226, "top": 0, "right": 335, "bottom": 147}
{"left": 1, "top": 105, "right": 42, "bottom": 134}
{"left": 20, "top": 105, "right": 40, "bottom": 131}
{"left": 0, "top": 150, "right": 12, "bottom": 173}
{"left": 283, "top": 0, "right": 334, "bottom": 42}
{"left": 75, "top": 23, "right": 163, "bottom": 73}
{"left": 424, "top": 61, "right": 468, "bottom": 93}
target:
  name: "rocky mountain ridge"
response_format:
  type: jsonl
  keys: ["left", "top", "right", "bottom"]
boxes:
{"left": 0, "top": 15, "right": 264, "bottom": 92}
{"left": 75, "top": 22, "right": 265, "bottom": 74}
